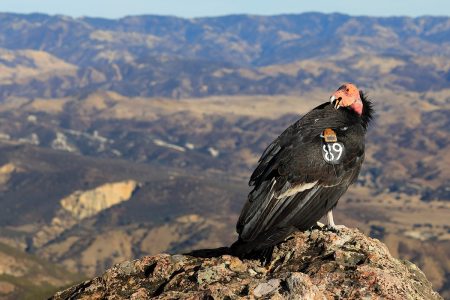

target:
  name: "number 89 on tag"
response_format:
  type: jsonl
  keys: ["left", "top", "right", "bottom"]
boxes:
{"left": 322, "top": 142, "right": 345, "bottom": 164}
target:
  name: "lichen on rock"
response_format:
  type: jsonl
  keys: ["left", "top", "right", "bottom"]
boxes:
{"left": 51, "top": 227, "right": 443, "bottom": 300}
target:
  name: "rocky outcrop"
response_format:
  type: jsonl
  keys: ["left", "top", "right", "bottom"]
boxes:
{"left": 52, "top": 227, "right": 442, "bottom": 299}
{"left": 59, "top": 180, "right": 138, "bottom": 220}
{"left": 0, "top": 163, "right": 17, "bottom": 187}
{"left": 33, "top": 180, "right": 139, "bottom": 248}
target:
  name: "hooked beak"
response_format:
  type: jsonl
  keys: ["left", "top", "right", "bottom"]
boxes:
{"left": 329, "top": 95, "right": 341, "bottom": 110}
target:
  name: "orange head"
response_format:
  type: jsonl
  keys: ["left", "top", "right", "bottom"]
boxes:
{"left": 330, "top": 83, "right": 363, "bottom": 115}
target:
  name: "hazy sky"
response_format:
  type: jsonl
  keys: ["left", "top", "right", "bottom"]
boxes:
{"left": 0, "top": 0, "right": 449, "bottom": 19}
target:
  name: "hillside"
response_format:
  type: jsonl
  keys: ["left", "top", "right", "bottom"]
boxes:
{"left": 0, "top": 92, "right": 449, "bottom": 297}
{"left": 0, "top": 12, "right": 448, "bottom": 298}
{"left": 0, "top": 242, "right": 82, "bottom": 300}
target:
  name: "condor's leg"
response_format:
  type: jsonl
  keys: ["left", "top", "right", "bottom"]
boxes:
{"left": 327, "top": 210, "right": 335, "bottom": 227}
{"left": 326, "top": 210, "right": 346, "bottom": 230}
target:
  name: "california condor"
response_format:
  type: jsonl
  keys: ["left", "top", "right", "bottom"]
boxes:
{"left": 231, "top": 83, "right": 374, "bottom": 260}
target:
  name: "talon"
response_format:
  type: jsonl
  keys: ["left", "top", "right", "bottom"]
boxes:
{"left": 326, "top": 224, "right": 347, "bottom": 233}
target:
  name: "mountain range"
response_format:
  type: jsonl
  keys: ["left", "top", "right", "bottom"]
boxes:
{"left": 0, "top": 13, "right": 449, "bottom": 98}
{"left": 0, "top": 12, "right": 448, "bottom": 299}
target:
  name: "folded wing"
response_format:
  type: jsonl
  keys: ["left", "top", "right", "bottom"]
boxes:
{"left": 237, "top": 109, "right": 365, "bottom": 244}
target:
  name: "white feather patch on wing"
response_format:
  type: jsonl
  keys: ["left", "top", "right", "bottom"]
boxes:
{"left": 276, "top": 180, "right": 318, "bottom": 199}
{"left": 278, "top": 185, "right": 321, "bottom": 227}
{"left": 241, "top": 178, "right": 277, "bottom": 240}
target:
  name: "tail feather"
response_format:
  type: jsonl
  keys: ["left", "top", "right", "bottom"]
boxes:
{"left": 185, "top": 247, "right": 230, "bottom": 258}
{"left": 230, "top": 238, "right": 274, "bottom": 265}
{"left": 230, "top": 226, "right": 296, "bottom": 264}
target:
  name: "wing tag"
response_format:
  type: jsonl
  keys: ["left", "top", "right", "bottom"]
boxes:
{"left": 321, "top": 129, "right": 344, "bottom": 164}
{"left": 322, "top": 128, "right": 337, "bottom": 143}
{"left": 322, "top": 142, "right": 345, "bottom": 164}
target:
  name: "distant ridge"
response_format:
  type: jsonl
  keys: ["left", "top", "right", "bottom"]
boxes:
{"left": 0, "top": 12, "right": 449, "bottom": 98}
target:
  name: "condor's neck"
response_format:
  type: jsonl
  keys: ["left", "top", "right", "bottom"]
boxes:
{"left": 360, "top": 92, "right": 374, "bottom": 130}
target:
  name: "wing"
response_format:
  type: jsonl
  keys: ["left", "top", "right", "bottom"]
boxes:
{"left": 237, "top": 104, "right": 365, "bottom": 242}
{"left": 249, "top": 102, "right": 350, "bottom": 187}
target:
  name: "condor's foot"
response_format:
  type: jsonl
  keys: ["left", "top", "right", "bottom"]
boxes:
{"left": 326, "top": 210, "right": 347, "bottom": 232}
